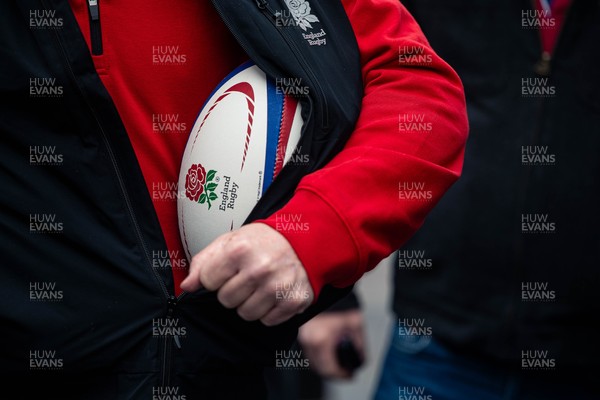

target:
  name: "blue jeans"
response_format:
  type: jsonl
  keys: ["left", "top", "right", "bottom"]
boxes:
{"left": 374, "top": 327, "right": 599, "bottom": 400}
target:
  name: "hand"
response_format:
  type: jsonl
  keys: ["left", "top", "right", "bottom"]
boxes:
{"left": 180, "top": 223, "right": 314, "bottom": 326}
{"left": 298, "top": 309, "right": 366, "bottom": 379}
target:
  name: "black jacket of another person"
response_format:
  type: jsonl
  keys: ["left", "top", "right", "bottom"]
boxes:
{"left": 394, "top": 0, "right": 600, "bottom": 370}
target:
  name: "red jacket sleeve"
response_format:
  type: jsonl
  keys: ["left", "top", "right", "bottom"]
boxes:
{"left": 258, "top": 0, "right": 468, "bottom": 298}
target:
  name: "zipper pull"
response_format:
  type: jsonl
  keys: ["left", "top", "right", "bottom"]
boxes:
{"left": 534, "top": 51, "right": 551, "bottom": 76}
{"left": 167, "top": 296, "right": 182, "bottom": 349}
{"left": 87, "top": 0, "right": 99, "bottom": 20}
{"left": 167, "top": 295, "right": 177, "bottom": 319}
{"left": 87, "top": 0, "right": 103, "bottom": 55}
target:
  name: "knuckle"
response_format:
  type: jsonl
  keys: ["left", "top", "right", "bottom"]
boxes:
{"left": 246, "top": 264, "right": 270, "bottom": 284}
{"left": 220, "top": 261, "right": 237, "bottom": 277}
{"left": 287, "top": 297, "right": 303, "bottom": 310}
{"left": 226, "top": 236, "right": 252, "bottom": 259}
{"left": 199, "top": 270, "right": 217, "bottom": 291}
{"left": 293, "top": 295, "right": 309, "bottom": 309}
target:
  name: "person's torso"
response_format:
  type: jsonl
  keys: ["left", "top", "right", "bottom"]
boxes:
{"left": 394, "top": 0, "right": 600, "bottom": 367}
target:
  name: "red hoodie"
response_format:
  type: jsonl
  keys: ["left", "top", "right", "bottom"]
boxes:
{"left": 68, "top": 0, "right": 468, "bottom": 297}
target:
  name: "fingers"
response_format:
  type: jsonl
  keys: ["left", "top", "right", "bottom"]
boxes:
{"left": 217, "top": 271, "right": 256, "bottom": 309}
{"left": 180, "top": 223, "right": 315, "bottom": 326}
{"left": 180, "top": 233, "right": 240, "bottom": 292}
{"left": 347, "top": 312, "right": 366, "bottom": 362}
{"left": 302, "top": 329, "right": 350, "bottom": 378}
{"left": 179, "top": 255, "right": 204, "bottom": 292}
{"left": 261, "top": 289, "right": 312, "bottom": 326}
{"left": 298, "top": 311, "right": 365, "bottom": 379}
{"left": 318, "top": 343, "right": 351, "bottom": 379}
{"left": 200, "top": 234, "right": 246, "bottom": 291}
{"left": 236, "top": 289, "right": 276, "bottom": 321}
{"left": 233, "top": 273, "right": 310, "bottom": 323}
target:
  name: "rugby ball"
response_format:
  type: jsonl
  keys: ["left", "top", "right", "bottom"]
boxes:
{"left": 178, "top": 62, "right": 303, "bottom": 260}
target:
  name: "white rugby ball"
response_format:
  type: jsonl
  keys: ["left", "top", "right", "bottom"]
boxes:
{"left": 178, "top": 62, "right": 303, "bottom": 260}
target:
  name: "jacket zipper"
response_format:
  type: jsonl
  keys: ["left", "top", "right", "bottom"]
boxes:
{"left": 161, "top": 295, "right": 180, "bottom": 386}
{"left": 42, "top": 0, "right": 170, "bottom": 300}
{"left": 255, "top": 0, "right": 329, "bottom": 129}
{"left": 87, "top": 0, "right": 103, "bottom": 55}
{"left": 45, "top": 0, "right": 176, "bottom": 383}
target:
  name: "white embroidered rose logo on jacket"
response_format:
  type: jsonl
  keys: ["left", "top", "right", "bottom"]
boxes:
{"left": 284, "top": 0, "right": 319, "bottom": 31}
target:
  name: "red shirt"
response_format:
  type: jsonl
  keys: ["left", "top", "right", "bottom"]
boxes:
{"left": 69, "top": 0, "right": 469, "bottom": 297}
{"left": 535, "top": 0, "right": 574, "bottom": 55}
{"left": 68, "top": 0, "right": 247, "bottom": 292}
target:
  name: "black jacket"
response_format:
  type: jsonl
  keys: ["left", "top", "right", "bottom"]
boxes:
{"left": 394, "top": 0, "right": 600, "bottom": 371}
{"left": 0, "top": 0, "right": 362, "bottom": 397}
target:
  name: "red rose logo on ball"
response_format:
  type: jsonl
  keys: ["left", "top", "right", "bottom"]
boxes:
{"left": 185, "top": 164, "right": 206, "bottom": 201}
{"left": 185, "top": 164, "right": 218, "bottom": 209}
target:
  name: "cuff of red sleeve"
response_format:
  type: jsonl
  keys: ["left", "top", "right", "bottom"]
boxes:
{"left": 256, "top": 189, "right": 361, "bottom": 299}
